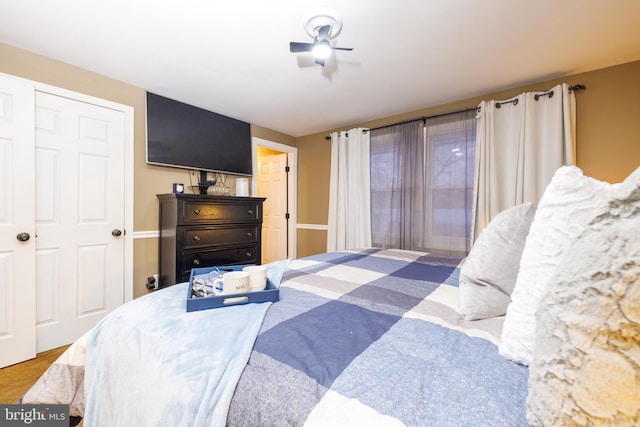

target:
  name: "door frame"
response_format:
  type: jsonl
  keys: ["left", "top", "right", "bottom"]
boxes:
{"left": 251, "top": 137, "right": 297, "bottom": 260}
{"left": 35, "top": 82, "right": 135, "bottom": 302}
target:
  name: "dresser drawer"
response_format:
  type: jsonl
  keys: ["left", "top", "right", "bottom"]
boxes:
{"left": 178, "top": 246, "right": 259, "bottom": 282}
{"left": 181, "top": 225, "right": 258, "bottom": 249}
{"left": 181, "top": 201, "right": 260, "bottom": 224}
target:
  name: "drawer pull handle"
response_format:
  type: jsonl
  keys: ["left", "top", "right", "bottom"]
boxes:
{"left": 245, "top": 251, "right": 252, "bottom": 257}
{"left": 193, "top": 235, "right": 201, "bottom": 241}
{"left": 247, "top": 209, "right": 254, "bottom": 215}
{"left": 194, "top": 209, "right": 201, "bottom": 215}
{"left": 193, "top": 257, "right": 201, "bottom": 266}
{"left": 246, "top": 232, "right": 253, "bottom": 237}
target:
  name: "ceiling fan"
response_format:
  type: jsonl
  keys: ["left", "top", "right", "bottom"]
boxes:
{"left": 289, "top": 10, "right": 353, "bottom": 67}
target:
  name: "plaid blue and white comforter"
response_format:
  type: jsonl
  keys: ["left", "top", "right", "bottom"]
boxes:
{"left": 228, "top": 248, "right": 528, "bottom": 426}
{"left": 22, "top": 248, "right": 528, "bottom": 426}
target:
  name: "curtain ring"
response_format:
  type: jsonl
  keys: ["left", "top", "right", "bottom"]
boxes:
{"left": 496, "top": 98, "right": 518, "bottom": 109}
{"left": 534, "top": 90, "right": 554, "bottom": 101}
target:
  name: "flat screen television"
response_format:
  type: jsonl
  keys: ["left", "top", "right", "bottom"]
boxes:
{"left": 146, "top": 92, "right": 252, "bottom": 176}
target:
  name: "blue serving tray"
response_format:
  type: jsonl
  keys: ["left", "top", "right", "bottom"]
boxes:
{"left": 186, "top": 264, "right": 279, "bottom": 312}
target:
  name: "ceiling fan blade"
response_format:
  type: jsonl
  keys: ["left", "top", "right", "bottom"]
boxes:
{"left": 332, "top": 47, "right": 354, "bottom": 51}
{"left": 317, "top": 24, "right": 331, "bottom": 40}
{"left": 289, "top": 42, "right": 315, "bottom": 53}
{"left": 315, "top": 57, "right": 325, "bottom": 67}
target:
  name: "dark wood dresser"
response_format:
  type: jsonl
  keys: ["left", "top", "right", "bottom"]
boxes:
{"left": 157, "top": 194, "right": 265, "bottom": 287}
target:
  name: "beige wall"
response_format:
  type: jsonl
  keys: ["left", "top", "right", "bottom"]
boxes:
{"left": 295, "top": 60, "right": 640, "bottom": 258}
{"left": 0, "top": 42, "right": 296, "bottom": 297}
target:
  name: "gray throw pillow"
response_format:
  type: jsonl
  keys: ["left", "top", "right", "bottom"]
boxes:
{"left": 459, "top": 202, "right": 535, "bottom": 320}
{"left": 526, "top": 166, "right": 640, "bottom": 426}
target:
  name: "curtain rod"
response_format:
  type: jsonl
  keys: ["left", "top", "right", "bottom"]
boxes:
{"left": 324, "top": 83, "right": 586, "bottom": 140}
{"left": 323, "top": 106, "right": 478, "bottom": 140}
{"left": 494, "top": 84, "right": 586, "bottom": 108}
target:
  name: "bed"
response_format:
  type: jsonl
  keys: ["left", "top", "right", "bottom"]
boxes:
{"left": 21, "top": 248, "right": 528, "bottom": 426}
{"left": 21, "top": 165, "right": 640, "bottom": 426}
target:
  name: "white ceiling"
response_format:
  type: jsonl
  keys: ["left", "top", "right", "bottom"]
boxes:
{"left": 2, "top": 0, "right": 640, "bottom": 137}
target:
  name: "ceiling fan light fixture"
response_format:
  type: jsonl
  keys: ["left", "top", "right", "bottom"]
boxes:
{"left": 303, "top": 8, "right": 343, "bottom": 39}
{"left": 312, "top": 40, "right": 332, "bottom": 59}
{"left": 289, "top": 9, "right": 353, "bottom": 67}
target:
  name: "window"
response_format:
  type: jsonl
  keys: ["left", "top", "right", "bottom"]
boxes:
{"left": 370, "top": 110, "right": 476, "bottom": 255}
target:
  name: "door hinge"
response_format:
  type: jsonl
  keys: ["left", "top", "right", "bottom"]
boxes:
{"left": 285, "top": 213, "right": 290, "bottom": 220}
{"left": 285, "top": 166, "right": 290, "bottom": 173}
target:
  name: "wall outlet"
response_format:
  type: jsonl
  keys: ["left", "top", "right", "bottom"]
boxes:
{"left": 146, "top": 274, "right": 160, "bottom": 290}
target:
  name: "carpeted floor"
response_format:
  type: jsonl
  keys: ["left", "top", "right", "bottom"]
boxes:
{"left": 0, "top": 345, "right": 68, "bottom": 404}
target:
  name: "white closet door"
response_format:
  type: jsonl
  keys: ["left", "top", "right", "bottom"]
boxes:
{"left": 0, "top": 73, "right": 36, "bottom": 368}
{"left": 34, "top": 92, "right": 126, "bottom": 352}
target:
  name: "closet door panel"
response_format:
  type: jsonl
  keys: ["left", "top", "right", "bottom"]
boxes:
{"left": 34, "top": 91, "right": 126, "bottom": 352}
{"left": 0, "top": 73, "right": 36, "bottom": 368}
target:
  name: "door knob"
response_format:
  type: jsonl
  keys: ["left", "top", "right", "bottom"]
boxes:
{"left": 112, "top": 229, "right": 123, "bottom": 237}
{"left": 16, "top": 232, "right": 30, "bottom": 242}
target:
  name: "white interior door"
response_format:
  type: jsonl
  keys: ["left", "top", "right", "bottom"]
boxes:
{"left": 258, "top": 153, "right": 288, "bottom": 263}
{"left": 0, "top": 74, "right": 36, "bottom": 368}
{"left": 34, "top": 91, "right": 125, "bottom": 352}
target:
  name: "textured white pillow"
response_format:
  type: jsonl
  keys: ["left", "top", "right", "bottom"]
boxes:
{"left": 499, "top": 166, "right": 614, "bottom": 365}
{"left": 459, "top": 202, "right": 535, "bottom": 320}
{"left": 527, "top": 165, "right": 640, "bottom": 426}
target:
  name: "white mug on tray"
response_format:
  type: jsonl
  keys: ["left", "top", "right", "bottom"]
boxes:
{"left": 242, "top": 265, "right": 267, "bottom": 291}
{"left": 212, "top": 271, "right": 249, "bottom": 295}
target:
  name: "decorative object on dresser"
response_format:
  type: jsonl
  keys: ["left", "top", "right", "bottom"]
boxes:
{"left": 157, "top": 194, "right": 266, "bottom": 288}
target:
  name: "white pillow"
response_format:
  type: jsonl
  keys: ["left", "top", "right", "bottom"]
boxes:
{"left": 499, "top": 166, "right": 614, "bottom": 365}
{"left": 526, "top": 165, "right": 640, "bottom": 426}
{"left": 459, "top": 202, "right": 535, "bottom": 320}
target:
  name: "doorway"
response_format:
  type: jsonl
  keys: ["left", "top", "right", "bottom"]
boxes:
{"left": 251, "top": 138, "right": 297, "bottom": 262}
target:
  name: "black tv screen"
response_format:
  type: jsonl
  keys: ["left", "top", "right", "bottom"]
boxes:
{"left": 146, "top": 92, "right": 252, "bottom": 176}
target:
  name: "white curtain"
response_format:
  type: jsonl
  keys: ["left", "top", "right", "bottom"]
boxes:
{"left": 370, "top": 121, "right": 426, "bottom": 250}
{"left": 327, "top": 128, "right": 372, "bottom": 251}
{"left": 472, "top": 83, "right": 576, "bottom": 241}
